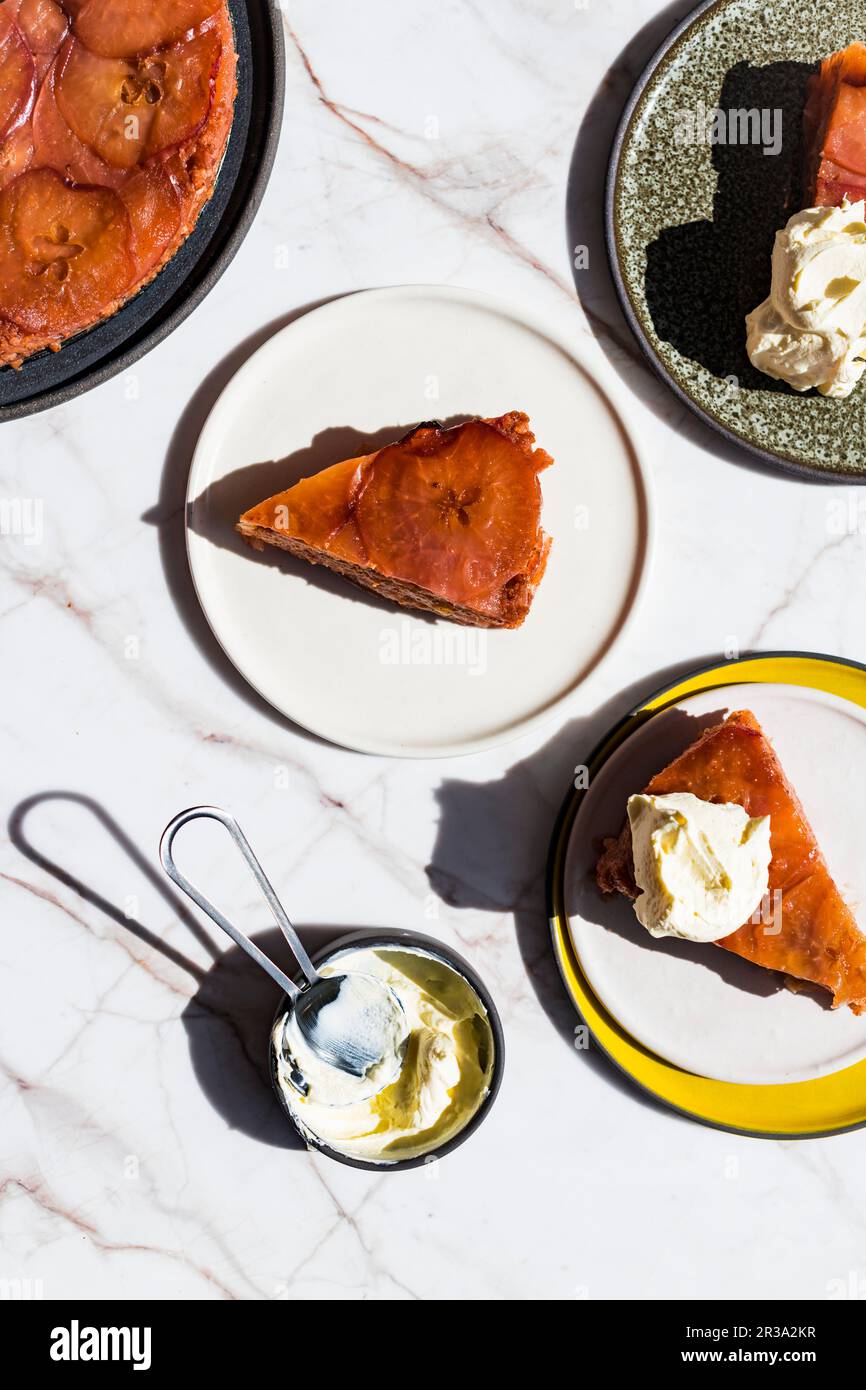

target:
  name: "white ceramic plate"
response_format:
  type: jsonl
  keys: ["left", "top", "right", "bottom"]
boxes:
{"left": 186, "top": 286, "right": 652, "bottom": 756}
{"left": 565, "top": 683, "right": 866, "bottom": 1085}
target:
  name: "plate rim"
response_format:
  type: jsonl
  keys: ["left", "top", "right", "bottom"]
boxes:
{"left": 184, "top": 282, "right": 656, "bottom": 759}
{"left": 546, "top": 649, "right": 866, "bottom": 1139}
{"left": 0, "top": 0, "right": 286, "bottom": 423}
{"left": 604, "top": 0, "right": 866, "bottom": 485}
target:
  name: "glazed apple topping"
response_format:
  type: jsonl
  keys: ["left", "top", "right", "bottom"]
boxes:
{"left": 16, "top": 0, "right": 69, "bottom": 56}
{"left": 354, "top": 421, "right": 546, "bottom": 604}
{"left": 119, "top": 162, "right": 182, "bottom": 274}
{"left": 0, "top": 167, "right": 134, "bottom": 333}
{"left": 0, "top": 0, "right": 236, "bottom": 359}
{"left": 55, "top": 28, "right": 220, "bottom": 170}
{"left": 32, "top": 57, "right": 124, "bottom": 189}
{"left": 0, "top": 122, "right": 35, "bottom": 194}
{"left": 0, "top": 16, "right": 36, "bottom": 144}
{"left": 72, "top": 0, "right": 223, "bottom": 59}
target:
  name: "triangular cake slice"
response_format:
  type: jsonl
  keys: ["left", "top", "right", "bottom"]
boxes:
{"left": 596, "top": 710, "right": 866, "bottom": 1013}
{"left": 237, "top": 413, "right": 552, "bottom": 629}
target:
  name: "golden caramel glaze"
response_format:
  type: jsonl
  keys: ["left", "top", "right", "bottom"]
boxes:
{"left": 0, "top": 0, "right": 237, "bottom": 367}
{"left": 237, "top": 413, "right": 553, "bottom": 630}
{"left": 596, "top": 710, "right": 866, "bottom": 1013}
{"left": 804, "top": 42, "right": 866, "bottom": 207}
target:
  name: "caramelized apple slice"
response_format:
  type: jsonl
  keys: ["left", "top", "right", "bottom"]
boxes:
{"left": 0, "top": 167, "right": 133, "bottom": 334}
{"left": 0, "top": 16, "right": 36, "bottom": 143}
{"left": 32, "top": 58, "right": 123, "bottom": 187}
{"left": 805, "top": 43, "right": 866, "bottom": 204}
{"left": 73, "top": 0, "right": 222, "bottom": 59}
{"left": 821, "top": 83, "right": 866, "bottom": 176}
{"left": 16, "top": 0, "right": 69, "bottom": 55}
{"left": 355, "top": 420, "right": 545, "bottom": 604}
{"left": 0, "top": 121, "right": 34, "bottom": 192}
{"left": 119, "top": 162, "right": 182, "bottom": 275}
{"left": 55, "top": 28, "right": 220, "bottom": 170}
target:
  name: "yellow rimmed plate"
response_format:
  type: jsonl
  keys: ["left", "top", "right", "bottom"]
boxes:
{"left": 547, "top": 652, "right": 866, "bottom": 1138}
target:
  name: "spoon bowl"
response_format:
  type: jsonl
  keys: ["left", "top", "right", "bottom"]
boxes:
{"left": 293, "top": 972, "right": 409, "bottom": 1082}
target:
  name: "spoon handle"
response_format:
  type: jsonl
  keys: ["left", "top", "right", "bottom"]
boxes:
{"left": 159, "top": 806, "right": 319, "bottom": 998}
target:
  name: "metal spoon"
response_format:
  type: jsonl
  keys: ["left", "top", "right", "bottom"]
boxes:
{"left": 159, "top": 806, "right": 408, "bottom": 1089}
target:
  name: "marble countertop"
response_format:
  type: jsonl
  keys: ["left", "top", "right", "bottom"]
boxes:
{"left": 3, "top": 0, "right": 866, "bottom": 1301}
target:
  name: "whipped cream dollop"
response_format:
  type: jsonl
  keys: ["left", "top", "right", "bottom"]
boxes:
{"left": 272, "top": 945, "right": 495, "bottom": 1164}
{"left": 628, "top": 792, "right": 772, "bottom": 943}
{"left": 746, "top": 199, "right": 866, "bottom": 398}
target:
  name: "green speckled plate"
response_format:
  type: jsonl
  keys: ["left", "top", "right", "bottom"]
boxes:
{"left": 607, "top": 0, "right": 866, "bottom": 481}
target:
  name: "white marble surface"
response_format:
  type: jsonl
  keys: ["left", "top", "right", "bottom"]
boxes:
{"left": 2, "top": 0, "right": 866, "bottom": 1302}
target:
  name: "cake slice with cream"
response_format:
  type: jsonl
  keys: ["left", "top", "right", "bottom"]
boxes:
{"left": 597, "top": 710, "right": 866, "bottom": 1013}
